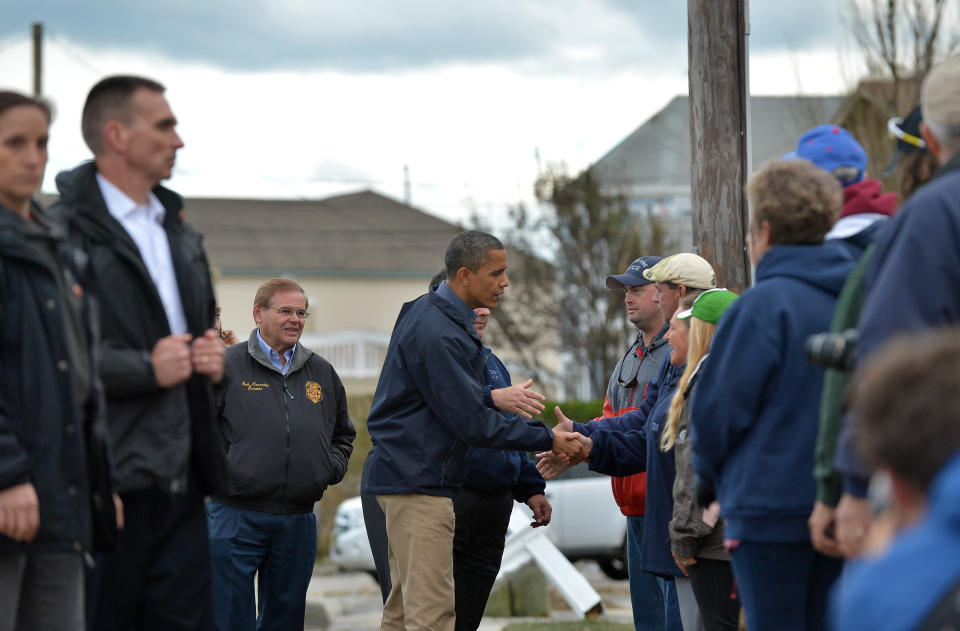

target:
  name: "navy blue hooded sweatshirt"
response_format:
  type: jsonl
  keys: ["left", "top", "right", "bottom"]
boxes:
{"left": 690, "top": 244, "right": 853, "bottom": 542}
{"left": 364, "top": 283, "right": 554, "bottom": 499}
{"left": 833, "top": 450, "right": 960, "bottom": 631}
{"left": 572, "top": 358, "right": 685, "bottom": 577}
{"left": 836, "top": 152, "right": 960, "bottom": 495}
{"left": 468, "top": 350, "right": 545, "bottom": 501}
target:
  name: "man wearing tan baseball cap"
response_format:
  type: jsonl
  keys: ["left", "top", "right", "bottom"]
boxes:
{"left": 833, "top": 53, "right": 960, "bottom": 564}
{"left": 641, "top": 252, "right": 717, "bottom": 322}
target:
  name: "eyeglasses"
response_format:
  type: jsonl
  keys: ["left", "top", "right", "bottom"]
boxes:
{"left": 269, "top": 306, "right": 310, "bottom": 320}
{"left": 615, "top": 344, "right": 643, "bottom": 388}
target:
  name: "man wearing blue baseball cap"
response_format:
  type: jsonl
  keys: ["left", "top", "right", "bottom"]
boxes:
{"left": 601, "top": 256, "right": 671, "bottom": 631}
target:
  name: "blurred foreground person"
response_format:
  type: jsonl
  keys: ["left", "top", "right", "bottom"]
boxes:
{"left": 834, "top": 330, "right": 960, "bottom": 630}
{"left": 0, "top": 91, "right": 116, "bottom": 631}
{"left": 689, "top": 159, "right": 853, "bottom": 630}
{"left": 808, "top": 107, "right": 939, "bottom": 559}
{"left": 661, "top": 289, "right": 740, "bottom": 631}
{"left": 833, "top": 54, "right": 960, "bottom": 559}
{"left": 209, "top": 278, "right": 355, "bottom": 631}
{"left": 52, "top": 75, "right": 227, "bottom": 630}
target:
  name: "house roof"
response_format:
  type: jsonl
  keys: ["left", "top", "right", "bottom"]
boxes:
{"left": 174, "top": 190, "right": 463, "bottom": 277}
{"left": 591, "top": 95, "right": 847, "bottom": 196}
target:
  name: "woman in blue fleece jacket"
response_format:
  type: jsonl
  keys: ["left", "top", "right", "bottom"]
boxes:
{"left": 689, "top": 159, "right": 854, "bottom": 631}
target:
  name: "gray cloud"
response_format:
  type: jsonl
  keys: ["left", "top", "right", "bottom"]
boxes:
{"left": 4, "top": 0, "right": 849, "bottom": 73}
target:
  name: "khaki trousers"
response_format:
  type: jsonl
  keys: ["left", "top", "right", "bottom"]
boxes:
{"left": 377, "top": 494, "right": 456, "bottom": 631}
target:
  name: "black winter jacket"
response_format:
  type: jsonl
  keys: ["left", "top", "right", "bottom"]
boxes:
{"left": 50, "top": 162, "right": 227, "bottom": 496}
{"left": 213, "top": 331, "right": 356, "bottom": 513}
{"left": 0, "top": 202, "right": 115, "bottom": 554}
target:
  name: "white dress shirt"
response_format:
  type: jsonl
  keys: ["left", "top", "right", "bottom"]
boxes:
{"left": 97, "top": 174, "right": 189, "bottom": 335}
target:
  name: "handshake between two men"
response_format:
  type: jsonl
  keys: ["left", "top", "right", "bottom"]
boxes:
{"left": 491, "top": 381, "right": 589, "bottom": 474}
{"left": 541, "top": 407, "right": 591, "bottom": 479}
{"left": 491, "top": 379, "right": 589, "bottom": 478}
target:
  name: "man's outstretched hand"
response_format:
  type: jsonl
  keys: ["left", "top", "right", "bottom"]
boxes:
{"left": 491, "top": 379, "right": 546, "bottom": 419}
{"left": 552, "top": 406, "right": 574, "bottom": 433}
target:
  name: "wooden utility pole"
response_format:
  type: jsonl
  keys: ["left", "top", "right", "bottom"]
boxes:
{"left": 687, "top": 0, "right": 751, "bottom": 292}
{"left": 32, "top": 22, "right": 43, "bottom": 97}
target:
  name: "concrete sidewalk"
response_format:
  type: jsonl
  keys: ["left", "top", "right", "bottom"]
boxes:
{"left": 305, "top": 561, "right": 633, "bottom": 631}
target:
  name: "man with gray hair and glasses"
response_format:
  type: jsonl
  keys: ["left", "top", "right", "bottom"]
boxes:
{"left": 208, "top": 277, "right": 355, "bottom": 631}
{"left": 833, "top": 54, "right": 960, "bottom": 558}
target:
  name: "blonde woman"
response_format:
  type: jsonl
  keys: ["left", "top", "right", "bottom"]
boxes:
{"left": 661, "top": 289, "right": 739, "bottom": 631}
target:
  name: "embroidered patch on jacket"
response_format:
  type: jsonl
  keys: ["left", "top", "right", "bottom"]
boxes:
{"left": 305, "top": 381, "right": 323, "bottom": 404}
{"left": 242, "top": 381, "right": 269, "bottom": 391}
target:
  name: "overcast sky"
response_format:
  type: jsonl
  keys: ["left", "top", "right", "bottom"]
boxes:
{"left": 0, "top": 1, "right": 889, "bottom": 227}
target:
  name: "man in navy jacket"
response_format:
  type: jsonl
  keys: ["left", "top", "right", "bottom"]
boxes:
{"left": 365, "top": 231, "right": 581, "bottom": 631}
{"left": 834, "top": 53, "right": 960, "bottom": 558}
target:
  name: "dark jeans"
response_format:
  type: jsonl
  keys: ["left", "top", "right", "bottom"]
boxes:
{"left": 207, "top": 502, "right": 317, "bottom": 631}
{"left": 626, "top": 514, "right": 667, "bottom": 631}
{"left": 655, "top": 576, "right": 684, "bottom": 631}
{"left": 730, "top": 541, "right": 842, "bottom": 631}
{"left": 87, "top": 475, "right": 213, "bottom": 630}
{"left": 688, "top": 558, "right": 739, "bottom": 631}
{"left": 0, "top": 552, "right": 83, "bottom": 631}
{"left": 360, "top": 449, "right": 391, "bottom": 603}
{"left": 453, "top": 488, "right": 514, "bottom": 631}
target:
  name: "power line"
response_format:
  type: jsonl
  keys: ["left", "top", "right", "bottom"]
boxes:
{"left": 46, "top": 28, "right": 104, "bottom": 78}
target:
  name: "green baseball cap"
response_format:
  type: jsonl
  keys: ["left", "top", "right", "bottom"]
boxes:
{"left": 676, "top": 288, "right": 739, "bottom": 323}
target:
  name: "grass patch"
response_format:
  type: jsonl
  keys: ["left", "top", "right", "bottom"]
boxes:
{"left": 502, "top": 622, "right": 634, "bottom": 631}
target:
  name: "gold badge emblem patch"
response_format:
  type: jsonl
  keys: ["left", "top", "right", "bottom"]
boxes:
{"left": 305, "top": 381, "right": 323, "bottom": 404}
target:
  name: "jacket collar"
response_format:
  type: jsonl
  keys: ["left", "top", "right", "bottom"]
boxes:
{"left": 246, "top": 329, "right": 313, "bottom": 375}
{"left": 644, "top": 322, "right": 669, "bottom": 354}
{"left": 428, "top": 283, "right": 482, "bottom": 343}
{"left": 53, "top": 161, "right": 184, "bottom": 242}
{"left": 0, "top": 200, "right": 66, "bottom": 265}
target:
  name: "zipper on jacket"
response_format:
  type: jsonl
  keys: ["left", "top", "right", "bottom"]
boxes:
{"left": 440, "top": 441, "right": 459, "bottom": 488}
{"left": 281, "top": 377, "right": 295, "bottom": 500}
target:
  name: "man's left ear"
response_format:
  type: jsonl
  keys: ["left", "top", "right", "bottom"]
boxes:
{"left": 456, "top": 266, "right": 472, "bottom": 286}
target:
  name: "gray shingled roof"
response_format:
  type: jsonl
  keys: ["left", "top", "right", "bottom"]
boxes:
{"left": 592, "top": 95, "right": 847, "bottom": 196}
{"left": 180, "top": 190, "right": 462, "bottom": 276}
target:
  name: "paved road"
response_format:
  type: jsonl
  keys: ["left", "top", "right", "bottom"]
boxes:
{"left": 305, "top": 561, "right": 633, "bottom": 631}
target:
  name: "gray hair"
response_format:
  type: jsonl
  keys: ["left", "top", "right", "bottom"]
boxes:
{"left": 922, "top": 117, "right": 960, "bottom": 153}
{"left": 444, "top": 231, "right": 504, "bottom": 278}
